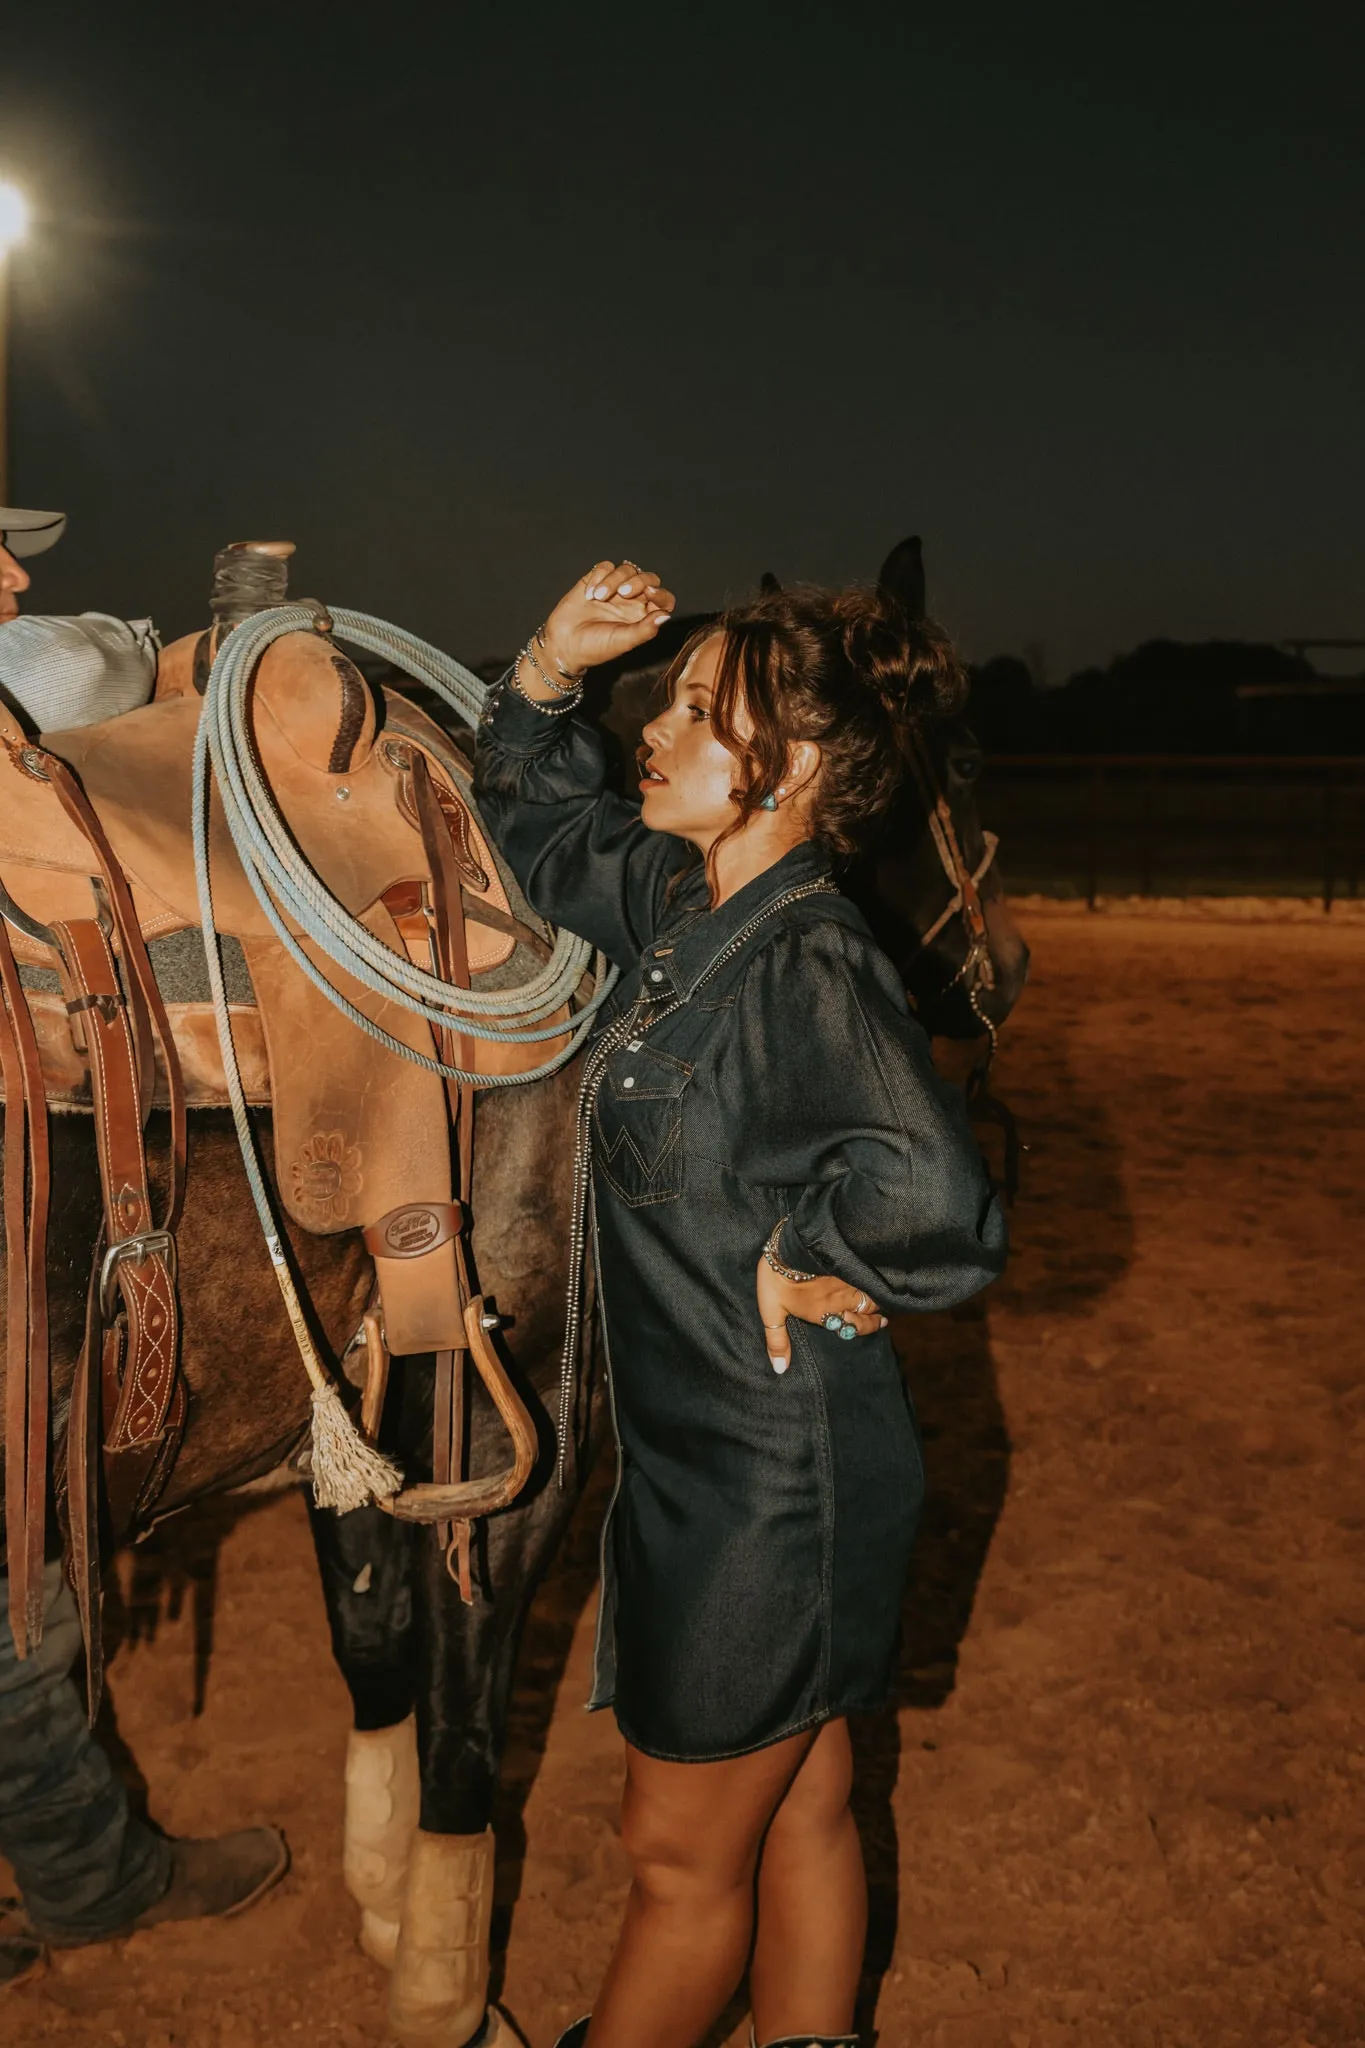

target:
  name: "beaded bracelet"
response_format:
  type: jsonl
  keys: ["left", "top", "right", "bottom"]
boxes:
{"left": 502, "top": 662, "right": 582, "bottom": 717}
{"left": 522, "top": 636, "right": 581, "bottom": 699}
{"left": 761, "top": 1216, "right": 818, "bottom": 1284}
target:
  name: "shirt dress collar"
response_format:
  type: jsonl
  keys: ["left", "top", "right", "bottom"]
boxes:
{"left": 637, "top": 840, "right": 835, "bottom": 1001}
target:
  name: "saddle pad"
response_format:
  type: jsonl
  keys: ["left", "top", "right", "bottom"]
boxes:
{"left": 0, "top": 992, "right": 271, "bottom": 1110}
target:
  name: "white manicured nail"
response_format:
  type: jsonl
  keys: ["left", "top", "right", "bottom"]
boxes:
{"left": 770, "top": 1356, "right": 788, "bottom": 1374}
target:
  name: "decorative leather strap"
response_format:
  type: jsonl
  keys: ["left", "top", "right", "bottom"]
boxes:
{"left": 51, "top": 919, "right": 181, "bottom": 1474}
{"left": 362, "top": 1201, "right": 464, "bottom": 1261}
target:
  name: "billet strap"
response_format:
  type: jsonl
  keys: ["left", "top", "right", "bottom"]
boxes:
{"left": 0, "top": 916, "right": 51, "bottom": 1657}
{"left": 36, "top": 748, "right": 187, "bottom": 1229}
{"left": 51, "top": 921, "right": 181, "bottom": 1479}
{"left": 66, "top": 1252, "right": 103, "bottom": 1719}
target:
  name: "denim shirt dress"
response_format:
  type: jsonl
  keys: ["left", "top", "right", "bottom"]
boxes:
{"left": 475, "top": 683, "right": 1008, "bottom": 1761}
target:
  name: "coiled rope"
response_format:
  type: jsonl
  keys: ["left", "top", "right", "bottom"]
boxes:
{"left": 189, "top": 603, "right": 617, "bottom": 1510}
{"left": 194, "top": 604, "right": 616, "bottom": 1081}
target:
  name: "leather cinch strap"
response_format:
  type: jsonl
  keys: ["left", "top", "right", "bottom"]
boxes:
{"left": 0, "top": 916, "right": 51, "bottom": 1657}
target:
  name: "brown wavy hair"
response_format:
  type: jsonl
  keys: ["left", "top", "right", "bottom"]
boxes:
{"left": 662, "top": 583, "right": 969, "bottom": 874}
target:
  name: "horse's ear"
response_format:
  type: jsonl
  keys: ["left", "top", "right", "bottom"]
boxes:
{"left": 876, "top": 535, "right": 926, "bottom": 619}
{"left": 759, "top": 570, "right": 782, "bottom": 594}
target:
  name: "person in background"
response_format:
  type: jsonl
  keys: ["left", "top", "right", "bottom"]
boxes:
{"left": 0, "top": 505, "right": 288, "bottom": 1992}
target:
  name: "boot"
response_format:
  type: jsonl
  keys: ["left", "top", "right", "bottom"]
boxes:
{"left": 343, "top": 1715, "right": 421, "bottom": 1968}
{"left": 0, "top": 1896, "right": 44, "bottom": 1992}
{"left": 44, "top": 1827, "right": 289, "bottom": 1946}
{"left": 389, "top": 1826, "right": 496, "bottom": 2046}
{"left": 752, "top": 2035, "right": 859, "bottom": 2047}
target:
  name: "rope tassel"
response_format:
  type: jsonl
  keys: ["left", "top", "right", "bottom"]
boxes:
{"left": 264, "top": 1237, "right": 402, "bottom": 1511}
{"left": 308, "top": 1381, "right": 403, "bottom": 1514}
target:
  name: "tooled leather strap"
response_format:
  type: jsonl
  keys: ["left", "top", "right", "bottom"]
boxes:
{"left": 51, "top": 920, "right": 180, "bottom": 1477}
{"left": 0, "top": 917, "right": 51, "bottom": 1657}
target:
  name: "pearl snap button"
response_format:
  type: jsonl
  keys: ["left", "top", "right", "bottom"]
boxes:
{"left": 623, "top": 1075, "right": 636, "bottom": 1088}
{"left": 649, "top": 969, "right": 664, "bottom": 982}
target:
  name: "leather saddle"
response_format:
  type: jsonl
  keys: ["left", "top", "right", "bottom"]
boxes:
{"left": 0, "top": 606, "right": 548, "bottom": 1669}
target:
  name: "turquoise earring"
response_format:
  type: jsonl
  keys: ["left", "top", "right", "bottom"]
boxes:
{"left": 759, "top": 793, "right": 778, "bottom": 811}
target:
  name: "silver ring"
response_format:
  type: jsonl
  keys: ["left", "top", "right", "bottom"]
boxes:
{"left": 854, "top": 1293, "right": 868, "bottom": 1314}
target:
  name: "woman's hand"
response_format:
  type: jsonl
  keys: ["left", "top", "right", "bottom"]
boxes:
{"left": 756, "top": 1256, "right": 888, "bottom": 1374}
{"left": 538, "top": 560, "right": 676, "bottom": 682}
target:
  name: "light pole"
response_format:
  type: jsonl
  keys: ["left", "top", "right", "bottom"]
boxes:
{"left": 0, "top": 182, "right": 31, "bottom": 506}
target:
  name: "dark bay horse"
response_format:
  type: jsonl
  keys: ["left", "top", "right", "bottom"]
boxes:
{"left": 0, "top": 533, "right": 1025, "bottom": 2046}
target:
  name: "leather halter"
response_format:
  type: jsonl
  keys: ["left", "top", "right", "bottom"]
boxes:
{"left": 904, "top": 727, "right": 1022, "bottom": 1200}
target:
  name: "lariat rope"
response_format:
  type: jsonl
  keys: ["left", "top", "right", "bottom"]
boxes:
{"left": 190, "top": 603, "right": 618, "bottom": 1510}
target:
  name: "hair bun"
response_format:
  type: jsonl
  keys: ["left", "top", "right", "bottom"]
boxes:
{"left": 836, "top": 587, "right": 969, "bottom": 728}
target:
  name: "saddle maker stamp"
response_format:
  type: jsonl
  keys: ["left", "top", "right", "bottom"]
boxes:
{"left": 289, "top": 1129, "right": 364, "bottom": 1228}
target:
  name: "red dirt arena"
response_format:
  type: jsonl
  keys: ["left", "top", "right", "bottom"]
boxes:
{"left": 4, "top": 901, "right": 1363, "bottom": 2048}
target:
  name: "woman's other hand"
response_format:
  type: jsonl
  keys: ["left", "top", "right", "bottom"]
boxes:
{"left": 540, "top": 560, "right": 676, "bottom": 680}
{"left": 756, "top": 1256, "right": 888, "bottom": 1374}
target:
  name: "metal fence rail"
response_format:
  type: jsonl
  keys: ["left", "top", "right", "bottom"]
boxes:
{"left": 979, "top": 755, "right": 1365, "bottom": 910}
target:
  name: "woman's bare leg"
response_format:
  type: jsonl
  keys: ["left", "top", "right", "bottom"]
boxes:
{"left": 585, "top": 1728, "right": 816, "bottom": 2048}
{"left": 750, "top": 1718, "right": 865, "bottom": 2042}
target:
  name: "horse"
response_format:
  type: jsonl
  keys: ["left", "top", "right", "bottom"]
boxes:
{"left": 0, "top": 533, "right": 1025, "bottom": 2048}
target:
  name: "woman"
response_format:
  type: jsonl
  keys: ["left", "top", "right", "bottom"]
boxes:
{"left": 474, "top": 561, "right": 1007, "bottom": 2048}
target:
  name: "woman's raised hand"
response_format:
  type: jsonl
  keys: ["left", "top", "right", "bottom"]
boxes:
{"left": 756, "top": 1257, "right": 888, "bottom": 1375}
{"left": 540, "top": 560, "right": 676, "bottom": 679}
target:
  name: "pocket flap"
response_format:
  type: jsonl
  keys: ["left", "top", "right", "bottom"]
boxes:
{"left": 605, "top": 1044, "right": 692, "bottom": 1103}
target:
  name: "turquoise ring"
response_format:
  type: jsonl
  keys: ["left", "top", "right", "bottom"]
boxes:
{"left": 838, "top": 1322, "right": 857, "bottom": 1342}
{"left": 824, "top": 1313, "right": 844, "bottom": 1332}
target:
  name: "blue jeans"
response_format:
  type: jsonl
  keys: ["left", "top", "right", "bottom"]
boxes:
{"left": 0, "top": 1560, "right": 171, "bottom": 1940}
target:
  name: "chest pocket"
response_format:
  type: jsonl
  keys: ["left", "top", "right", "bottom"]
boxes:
{"left": 594, "top": 1044, "right": 693, "bottom": 1208}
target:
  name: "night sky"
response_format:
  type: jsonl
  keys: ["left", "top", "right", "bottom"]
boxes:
{"left": 4, "top": 2, "right": 1360, "bottom": 677}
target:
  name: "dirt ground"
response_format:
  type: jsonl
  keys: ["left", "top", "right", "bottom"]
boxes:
{"left": 4, "top": 904, "right": 1364, "bottom": 2048}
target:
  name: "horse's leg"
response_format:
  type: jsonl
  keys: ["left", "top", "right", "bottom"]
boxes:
{"left": 389, "top": 1475, "right": 583, "bottom": 2048}
{"left": 307, "top": 1500, "right": 422, "bottom": 1969}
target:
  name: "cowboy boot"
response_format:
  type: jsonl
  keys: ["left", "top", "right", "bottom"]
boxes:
{"left": 389, "top": 1826, "right": 497, "bottom": 2046}
{"left": 343, "top": 1715, "right": 420, "bottom": 1968}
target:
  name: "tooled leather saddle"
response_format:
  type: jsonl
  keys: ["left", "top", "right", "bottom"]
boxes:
{"left": 0, "top": 548, "right": 548, "bottom": 1682}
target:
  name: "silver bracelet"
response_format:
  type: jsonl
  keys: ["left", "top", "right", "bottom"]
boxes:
{"left": 505, "top": 660, "right": 582, "bottom": 717}
{"left": 762, "top": 1217, "right": 817, "bottom": 1284}
{"left": 535, "top": 625, "right": 587, "bottom": 685}
{"left": 521, "top": 638, "right": 581, "bottom": 699}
